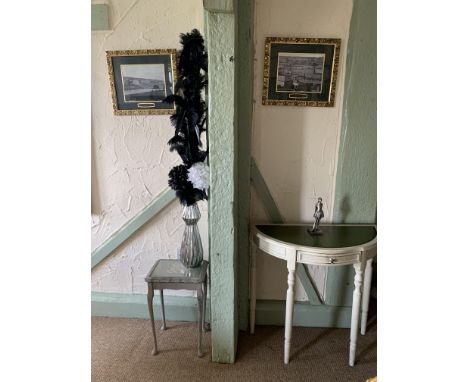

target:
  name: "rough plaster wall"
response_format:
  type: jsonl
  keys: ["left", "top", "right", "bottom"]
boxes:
{"left": 91, "top": 0, "right": 206, "bottom": 296}
{"left": 251, "top": 0, "right": 353, "bottom": 301}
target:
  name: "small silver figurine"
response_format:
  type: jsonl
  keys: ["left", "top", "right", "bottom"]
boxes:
{"left": 308, "top": 197, "right": 324, "bottom": 236}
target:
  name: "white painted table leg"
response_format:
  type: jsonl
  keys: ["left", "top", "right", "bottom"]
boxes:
{"left": 349, "top": 262, "right": 364, "bottom": 366}
{"left": 360, "top": 258, "right": 373, "bottom": 335}
{"left": 284, "top": 264, "right": 296, "bottom": 364}
{"left": 250, "top": 247, "right": 257, "bottom": 334}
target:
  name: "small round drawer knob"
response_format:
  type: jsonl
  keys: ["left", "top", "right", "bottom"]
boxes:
{"left": 329, "top": 257, "right": 337, "bottom": 264}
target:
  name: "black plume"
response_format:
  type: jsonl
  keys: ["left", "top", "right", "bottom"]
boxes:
{"left": 164, "top": 29, "right": 208, "bottom": 205}
{"left": 168, "top": 165, "right": 189, "bottom": 191}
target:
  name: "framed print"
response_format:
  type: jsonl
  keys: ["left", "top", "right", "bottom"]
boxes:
{"left": 106, "top": 49, "right": 177, "bottom": 115}
{"left": 262, "top": 37, "right": 341, "bottom": 107}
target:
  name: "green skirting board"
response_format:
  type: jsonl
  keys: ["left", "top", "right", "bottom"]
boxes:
{"left": 91, "top": 293, "right": 351, "bottom": 328}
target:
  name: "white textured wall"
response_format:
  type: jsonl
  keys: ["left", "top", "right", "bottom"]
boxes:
{"left": 251, "top": 0, "right": 353, "bottom": 301}
{"left": 91, "top": 0, "right": 206, "bottom": 296}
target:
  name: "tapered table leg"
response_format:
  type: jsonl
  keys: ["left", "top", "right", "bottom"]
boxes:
{"left": 147, "top": 284, "right": 158, "bottom": 355}
{"left": 350, "top": 262, "right": 364, "bottom": 366}
{"left": 361, "top": 259, "right": 373, "bottom": 335}
{"left": 160, "top": 290, "right": 167, "bottom": 330}
{"left": 284, "top": 265, "right": 296, "bottom": 364}
{"left": 250, "top": 247, "right": 257, "bottom": 334}
{"left": 197, "top": 288, "right": 203, "bottom": 357}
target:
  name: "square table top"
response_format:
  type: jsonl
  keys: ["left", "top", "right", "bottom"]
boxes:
{"left": 145, "top": 259, "right": 208, "bottom": 284}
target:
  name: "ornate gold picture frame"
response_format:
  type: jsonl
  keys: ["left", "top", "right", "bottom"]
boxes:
{"left": 106, "top": 49, "right": 177, "bottom": 115}
{"left": 262, "top": 37, "right": 341, "bottom": 107}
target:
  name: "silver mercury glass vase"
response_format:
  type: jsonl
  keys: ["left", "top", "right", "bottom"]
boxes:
{"left": 179, "top": 203, "right": 203, "bottom": 268}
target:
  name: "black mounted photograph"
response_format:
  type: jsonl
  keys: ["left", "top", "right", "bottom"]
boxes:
{"left": 263, "top": 37, "right": 341, "bottom": 107}
{"left": 276, "top": 52, "right": 325, "bottom": 93}
{"left": 120, "top": 64, "right": 167, "bottom": 102}
{"left": 106, "top": 49, "right": 177, "bottom": 115}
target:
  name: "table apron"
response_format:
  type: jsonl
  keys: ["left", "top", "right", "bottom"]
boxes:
{"left": 150, "top": 282, "right": 202, "bottom": 291}
{"left": 257, "top": 237, "right": 287, "bottom": 260}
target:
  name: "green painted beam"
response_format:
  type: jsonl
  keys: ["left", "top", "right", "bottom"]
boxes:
{"left": 250, "top": 159, "right": 322, "bottom": 305}
{"left": 333, "top": 0, "right": 376, "bottom": 225}
{"left": 92, "top": 292, "right": 210, "bottom": 322}
{"left": 236, "top": 0, "right": 254, "bottom": 332}
{"left": 256, "top": 300, "right": 351, "bottom": 328}
{"left": 328, "top": 0, "right": 377, "bottom": 307}
{"left": 250, "top": 159, "right": 283, "bottom": 223}
{"left": 296, "top": 264, "right": 323, "bottom": 305}
{"left": 91, "top": 189, "right": 176, "bottom": 269}
{"left": 91, "top": 4, "right": 110, "bottom": 31}
{"left": 203, "top": 0, "right": 233, "bottom": 13}
{"left": 205, "top": 3, "right": 237, "bottom": 364}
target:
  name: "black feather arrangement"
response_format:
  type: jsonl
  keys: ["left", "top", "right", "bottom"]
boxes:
{"left": 165, "top": 29, "right": 209, "bottom": 206}
{"left": 168, "top": 165, "right": 189, "bottom": 190}
{"left": 168, "top": 164, "right": 208, "bottom": 206}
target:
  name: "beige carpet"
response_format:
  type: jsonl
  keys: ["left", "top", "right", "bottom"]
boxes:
{"left": 92, "top": 315, "right": 376, "bottom": 382}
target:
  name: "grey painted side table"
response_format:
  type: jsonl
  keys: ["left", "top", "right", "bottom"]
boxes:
{"left": 145, "top": 259, "right": 209, "bottom": 357}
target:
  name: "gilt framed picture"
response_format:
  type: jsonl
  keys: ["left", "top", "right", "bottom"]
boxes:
{"left": 106, "top": 49, "right": 177, "bottom": 115}
{"left": 262, "top": 37, "right": 341, "bottom": 107}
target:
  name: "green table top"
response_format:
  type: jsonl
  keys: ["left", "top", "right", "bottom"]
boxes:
{"left": 145, "top": 259, "right": 208, "bottom": 283}
{"left": 256, "top": 225, "right": 377, "bottom": 249}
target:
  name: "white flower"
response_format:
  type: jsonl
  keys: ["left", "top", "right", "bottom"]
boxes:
{"left": 188, "top": 162, "right": 210, "bottom": 190}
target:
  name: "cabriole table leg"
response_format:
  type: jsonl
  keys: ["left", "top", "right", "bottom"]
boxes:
{"left": 160, "top": 290, "right": 167, "bottom": 330}
{"left": 147, "top": 284, "right": 158, "bottom": 355}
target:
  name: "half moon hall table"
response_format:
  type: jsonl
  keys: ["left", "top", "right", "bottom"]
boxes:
{"left": 250, "top": 224, "right": 377, "bottom": 366}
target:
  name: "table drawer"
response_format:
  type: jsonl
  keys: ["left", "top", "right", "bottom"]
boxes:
{"left": 297, "top": 251, "right": 361, "bottom": 265}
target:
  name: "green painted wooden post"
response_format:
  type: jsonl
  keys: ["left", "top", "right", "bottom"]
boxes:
{"left": 296, "top": 265, "right": 323, "bottom": 305}
{"left": 327, "top": 0, "right": 377, "bottom": 306}
{"left": 91, "top": 4, "right": 110, "bottom": 31}
{"left": 91, "top": 189, "right": 176, "bottom": 269}
{"left": 250, "top": 160, "right": 283, "bottom": 223}
{"left": 236, "top": 0, "right": 254, "bottom": 333}
{"left": 204, "top": 0, "right": 237, "bottom": 364}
